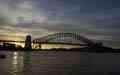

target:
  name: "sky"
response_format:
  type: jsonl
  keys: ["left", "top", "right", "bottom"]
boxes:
{"left": 0, "top": 0, "right": 120, "bottom": 48}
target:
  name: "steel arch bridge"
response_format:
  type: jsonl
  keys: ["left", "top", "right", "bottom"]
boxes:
{"left": 32, "top": 32, "right": 96, "bottom": 49}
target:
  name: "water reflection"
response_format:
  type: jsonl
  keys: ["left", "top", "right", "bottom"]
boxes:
{"left": 13, "top": 52, "right": 18, "bottom": 65}
{"left": 11, "top": 52, "right": 24, "bottom": 75}
{"left": 1, "top": 51, "right": 120, "bottom": 75}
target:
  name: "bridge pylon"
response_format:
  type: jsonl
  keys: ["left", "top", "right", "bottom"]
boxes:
{"left": 25, "top": 35, "right": 32, "bottom": 50}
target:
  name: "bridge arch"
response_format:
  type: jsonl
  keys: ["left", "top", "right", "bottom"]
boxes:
{"left": 33, "top": 33, "right": 95, "bottom": 45}
{"left": 32, "top": 32, "right": 96, "bottom": 49}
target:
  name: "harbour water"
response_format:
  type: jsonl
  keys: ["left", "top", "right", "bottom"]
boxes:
{"left": 0, "top": 51, "right": 120, "bottom": 75}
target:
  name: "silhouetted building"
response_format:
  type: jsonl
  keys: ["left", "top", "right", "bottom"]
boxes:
{"left": 3, "top": 43, "right": 16, "bottom": 49}
{"left": 25, "top": 35, "right": 32, "bottom": 50}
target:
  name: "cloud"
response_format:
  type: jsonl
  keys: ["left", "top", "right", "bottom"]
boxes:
{"left": 0, "top": 0, "right": 120, "bottom": 48}
{"left": 0, "top": 0, "right": 48, "bottom": 25}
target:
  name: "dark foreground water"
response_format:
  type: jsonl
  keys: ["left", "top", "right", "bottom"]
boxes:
{"left": 0, "top": 51, "right": 120, "bottom": 75}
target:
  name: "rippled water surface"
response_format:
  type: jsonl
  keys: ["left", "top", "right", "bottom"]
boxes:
{"left": 0, "top": 51, "right": 120, "bottom": 75}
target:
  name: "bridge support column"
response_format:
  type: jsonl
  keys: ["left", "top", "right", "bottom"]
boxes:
{"left": 25, "top": 35, "right": 32, "bottom": 50}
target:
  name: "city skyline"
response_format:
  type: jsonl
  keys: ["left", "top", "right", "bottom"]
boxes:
{"left": 0, "top": 0, "right": 120, "bottom": 48}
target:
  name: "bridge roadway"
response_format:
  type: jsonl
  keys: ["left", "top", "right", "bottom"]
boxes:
{"left": 0, "top": 40, "right": 88, "bottom": 46}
